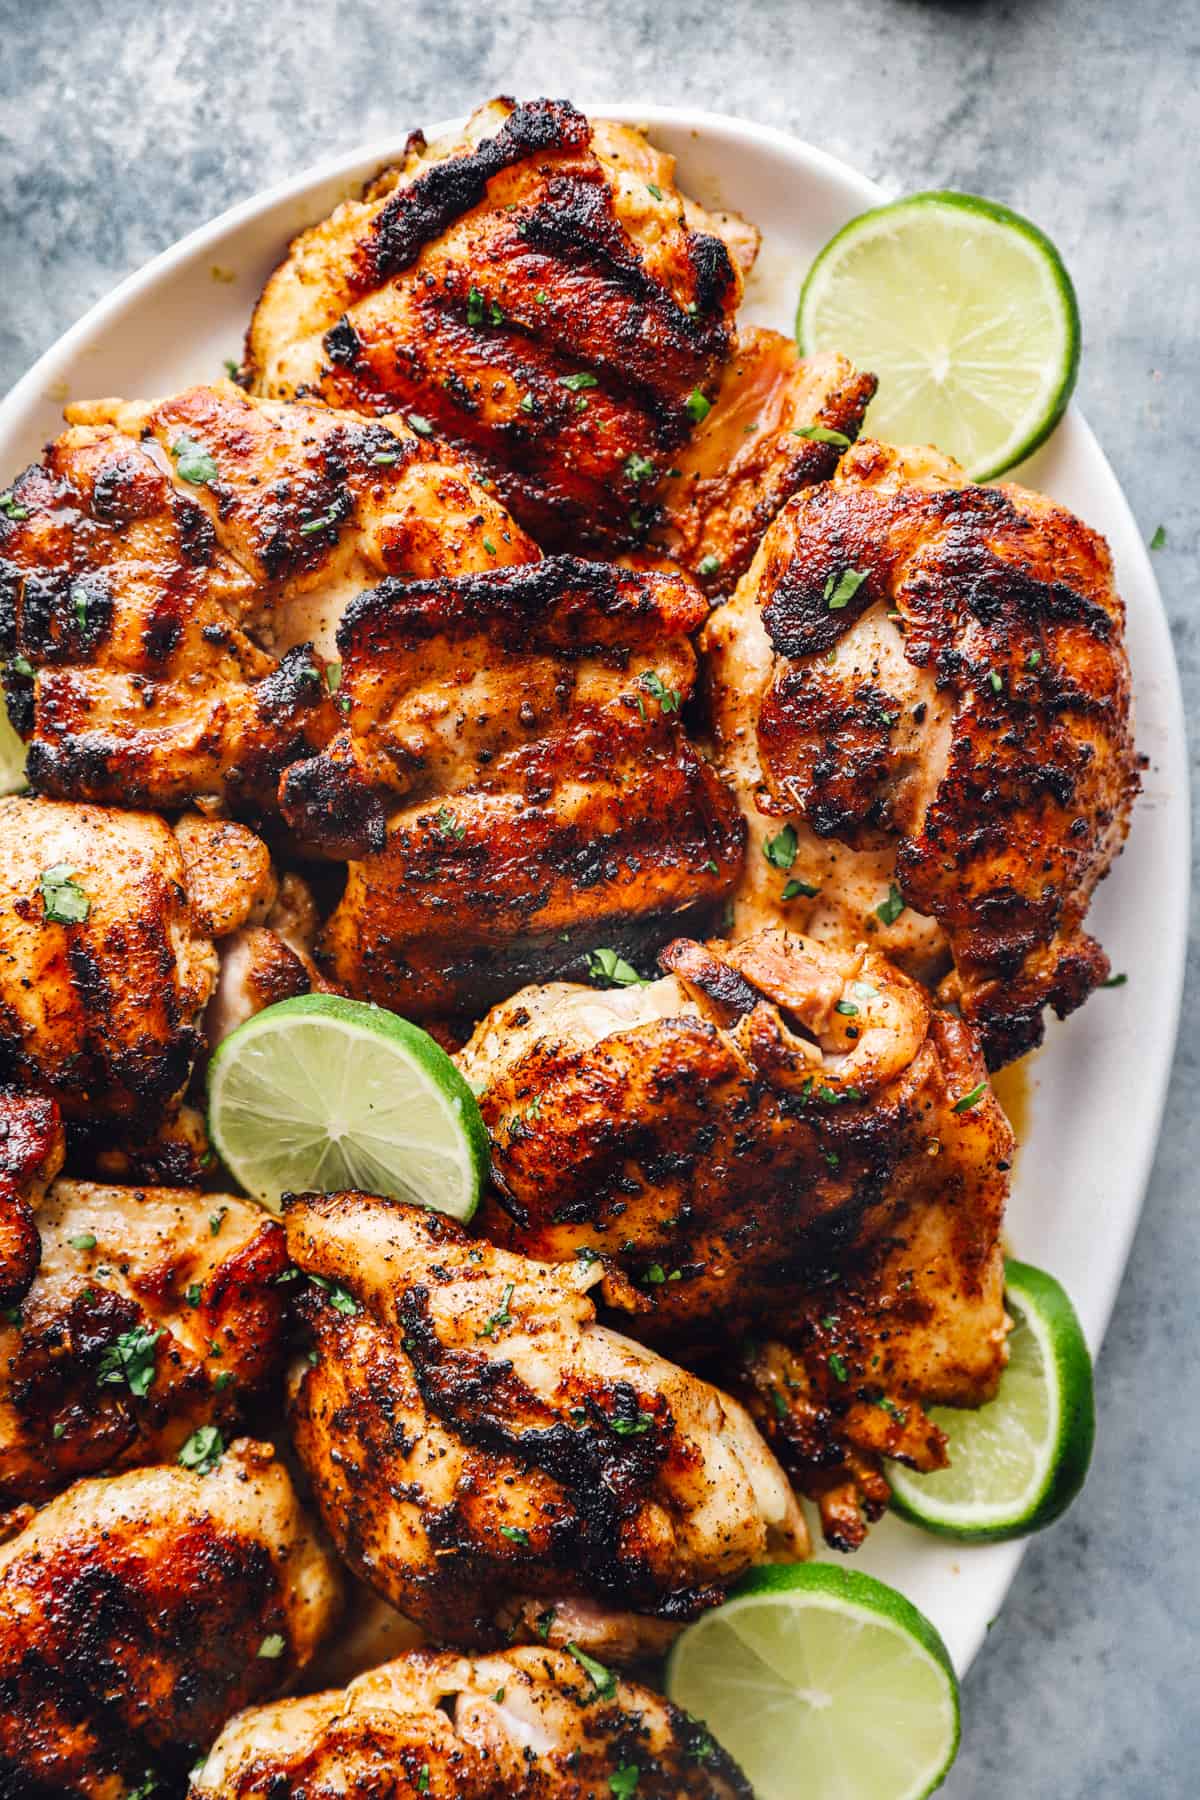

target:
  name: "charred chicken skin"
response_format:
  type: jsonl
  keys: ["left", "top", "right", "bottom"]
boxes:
{"left": 285, "top": 1191, "right": 805, "bottom": 1653}
{"left": 460, "top": 927, "right": 1012, "bottom": 1352}
{"left": 704, "top": 440, "right": 1138, "bottom": 1065}
{"left": 0, "top": 1180, "right": 288, "bottom": 1507}
{"left": 246, "top": 98, "right": 746, "bottom": 552}
{"left": 195, "top": 1645, "right": 749, "bottom": 1800}
{"left": 304, "top": 556, "right": 745, "bottom": 1019}
{"left": 0, "top": 1442, "right": 340, "bottom": 1800}
{"left": 0, "top": 381, "right": 530, "bottom": 818}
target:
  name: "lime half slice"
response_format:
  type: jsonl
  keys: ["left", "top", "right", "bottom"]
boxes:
{"left": 797, "top": 191, "right": 1080, "bottom": 479}
{"left": 888, "top": 1258, "right": 1095, "bottom": 1541}
{"left": 666, "top": 1562, "right": 960, "bottom": 1800}
{"left": 0, "top": 707, "right": 27, "bottom": 796}
{"left": 207, "top": 993, "right": 489, "bottom": 1217}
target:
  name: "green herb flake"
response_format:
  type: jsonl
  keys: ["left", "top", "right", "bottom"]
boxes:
{"left": 953, "top": 1080, "right": 988, "bottom": 1113}
{"left": 222, "top": 358, "right": 240, "bottom": 380}
{"left": 535, "top": 289, "right": 549, "bottom": 304}
{"left": 587, "top": 947, "right": 648, "bottom": 989}
{"left": 257, "top": 1633, "right": 286, "bottom": 1660}
{"left": 39, "top": 863, "right": 90, "bottom": 926}
{"left": 763, "top": 824, "right": 798, "bottom": 870}
{"left": 68, "top": 1232, "right": 97, "bottom": 1252}
{"left": 492, "top": 1686, "right": 507, "bottom": 1702}
{"left": 566, "top": 1641, "right": 617, "bottom": 1700}
{"left": 178, "top": 1424, "right": 225, "bottom": 1474}
{"left": 309, "top": 1274, "right": 360, "bottom": 1316}
{"left": 989, "top": 670, "right": 1004, "bottom": 693}
{"left": 642, "top": 1264, "right": 667, "bottom": 1286}
{"left": 213, "top": 1370, "right": 235, "bottom": 1391}
{"left": 703, "top": 857, "right": 719, "bottom": 874}
{"left": 824, "top": 567, "right": 868, "bottom": 610}
{"left": 1149, "top": 524, "right": 1167, "bottom": 551}
{"left": 685, "top": 387, "right": 712, "bottom": 425}
{"left": 324, "top": 662, "right": 343, "bottom": 696}
{"left": 535, "top": 1606, "right": 556, "bottom": 1641}
{"left": 500, "top": 1525, "right": 530, "bottom": 1545}
{"left": 1102, "top": 971, "right": 1128, "bottom": 988}
{"left": 770, "top": 1387, "right": 788, "bottom": 1419}
{"left": 875, "top": 882, "right": 906, "bottom": 926}
{"left": 835, "top": 999, "right": 858, "bottom": 1016}
{"left": 299, "top": 505, "right": 341, "bottom": 537}
{"left": 608, "top": 1409, "right": 654, "bottom": 1436}
{"left": 828, "top": 1352, "right": 849, "bottom": 1383}
{"left": 170, "top": 433, "right": 219, "bottom": 487}
{"left": 9, "top": 654, "right": 34, "bottom": 678}
{"left": 407, "top": 414, "right": 435, "bottom": 437}
{"left": 417, "top": 1768, "right": 430, "bottom": 1795}
{"left": 782, "top": 877, "right": 819, "bottom": 900}
{"left": 646, "top": 182, "right": 663, "bottom": 200}
{"left": 876, "top": 1395, "right": 907, "bottom": 1422}
{"left": 0, "top": 489, "right": 30, "bottom": 521}
{"left": 609, "top": 1765, "right": 640, "bottom": 1798}
{"left": 560, "top": 372, "right": 599, "bottom": 392}
{"left": 467, "top": 285, "right": 486, "bottom": 326}
{"left": 1027, "top": 649, "right": 1043, "bottom": 670}
{"left": 477, "top": 1280, "right": 516, "bottom": 1340}
{"left": 792, "top": 423, "right": 852, "bottom": 448}
{"left": 639, "top": 670, "right": 681, "bottom": 714}
{"left": 624, "top": 451, "right": 656, "bottom": 485}
{"left": 483, "top": 536, "right": 497, "bottom": 556}
{"left": 520, "top": 391, "right": 535, "bottom": 414}
{"left": 434, "top": 804, "right": 466, "bottom": 841}
{"left": 125, "top": 1777, "right": 160, "bottom": 1800}
{"left": 696, "top": 552, "right": 722, "bottom": 577}
{"left": 209, "top": 1207, "right": 228, "bottom": 1237}
{"left": 96, "top": 1325, "right": 162, "bottom": 1398}
{"left": 185, "top": 1282, "right": 203, "bottom": 1307}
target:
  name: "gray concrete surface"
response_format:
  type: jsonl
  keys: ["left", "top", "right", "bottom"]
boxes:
{"left": 1, "top": 1, "right": 1196, "bottom": 1791}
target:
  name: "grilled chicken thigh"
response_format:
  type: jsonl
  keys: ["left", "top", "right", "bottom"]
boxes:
{"left": 195, "top": 1646, "right": 748, "bottom": 1799}
{"left": 460, "top": 928, "right": 1012, "bottom": 1348}
{"left": 0, "top": 1088, "right": 64, "bottom": 1308}
{"left": 304, "top": 557, "right": 744, "bottom": 1018}
{"left": 246, "top": 98, "right": 746, "bottom": 551}
{"left": 703, "top": 440, "right": 1138, "bottom": 1064}
{"left": 0, "top": 1442, "right": 340, "bottom": 1800}
{"left": 285, "top": 1191, "right": 805, "bottom": 1652}
{"left": 0, "top": 798, "right": 311, "bottom": 1166}
{"left": 0, "top": 381, "right": 530, "bottom": 818}
{"left": 647, "top": 330, "right": 876, "bottom": 595}
{"left": 0, "top": 1180, "right": 288, "bottom": 1506}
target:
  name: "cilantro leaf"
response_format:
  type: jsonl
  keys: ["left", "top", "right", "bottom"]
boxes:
{"left": 823, "top": 567, "right": 868, "bottom": 610}
{"left": 40, "top": 864, "right": 90, "bottom": 926}
{"left": 178, "top": 1424, "right": 225, "bottom": 1474}
{"left": 96, "top": 1325, "right": 162, "bottom": 1398}
{"left": 792, "top": 423, "right": 852, "bottom": 448}
{"left": 170, "top": 434, "right": 218, "bottom": 487}
{"left": 586, "top": 948, "right": 648, "bottom": 989}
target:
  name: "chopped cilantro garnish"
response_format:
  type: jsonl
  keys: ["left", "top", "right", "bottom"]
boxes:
{"left": 828, "top": 1352, "right": 849, "bottom": 1383}
{"left": 953, "top": 1081, "right": 988, "bottom": 1113}
{"left": 170, "top": 434, "right": 218, "bottom": 486}
{"left": 624, "top": 451, "right": 656, "bottom": 484}
{"left": 209, "top": 1207, "right": 227, "bottom": 1237}
{"left": 97, "top": 1325, "right": 162, "bottom": 1398}
{"left": 642, "top": 1264, "right": 667, "bottom": 1286}
{"left": 39, "top": 864, "right": 90, "bottom": 926}
{"left": 0, "top": 489, "right": 30, "bottom": 521}
{"left": 68, "top": 1232, "right": 96, "bottom": 1251}
{"left": 257, "top": 1633, "right": 286, "bottom": 1659}
{"left": 824, "top": 567, "right": 868, "bottom": 610}
{"left": 560, "top": 372, "right": 598, "bottom": 392}
{"left": 685, "top": 387, "right": 712, "bottom": 424}
{"left": 792, "top": 423, "right": 852, "bottom": 448}
{"left": 1102, "top": 971, "right": 1128, "bottom": 988}
{"left": 500, "top": 1525, "right": 530, "bottom": 1545}
{"left": 646, "top": 182, "right": 663, "bottom": 200}
{"left": 835, "top": 999, "right": 858, "bottom": 1016}
{"left": 9, "top": 654, "right": 34, "bottom": 678}
{"left": 1149, "top": 524, "right": 1167, "bottom": 551}
{"left": 875, "top": 882, "right": 906, "bottom": 926}
{"left": 478, "top": 1280, "right": 516, "bottom": 1340}
{"left": 763, "top": 825, "right": 798, "bottom": 870}
{"left": 639, "top": 670, "right": 681, "bottom": 713}
{"left": 483, "top": 536, "right": 497, "bottom": 556}
{"left": 520, "top": 392, "right": 535, "bottom": 413}
{"left": 608, "top": 1409, "right": 654, "bottom": 1436}
{"left": 696, "top": 552, "right": 722, "bottom": 577}
{"left": 1027, "top": 649, "right": 1043, "bottom": 670}
{"left": 309, "top": 1274, "right": 359, "bottom": 1316}
{"left": 299, "top": 505, "right": 341, "bottom": 537}
{"left": 587, "top": 948, "right": 648, "bottom": 989}
{"left": 178, "top": 1424, "right": 225, "bottom": 1474}
{"left": 989, "top": 669, "right": 1004, "bottom": 693}
{"left": 467, "top": 285, "right": 486, "bottom": 326}
{"left": 609, "top": 1765, "right": 640, "bottom": 1798}
{"left": 782, "top": 877, "right": 819, "bottom": 900}
{"left": 566, "top": 1641, "right": 617, "bottom": 1700}
{"left": 434, "top": 804, "right": 466, "bottom": 841}
{"left": 417, "top": 1768, "right": 430, "bottom": 1795}
{"left": 407, "top": 414, "right": 435, "bottom": 436}
{"left": 185, "top": 1282, "right": 203, "bottom": 1307}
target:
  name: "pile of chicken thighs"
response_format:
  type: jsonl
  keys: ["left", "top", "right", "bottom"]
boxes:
{"left": 0, "top": 97, "right": 1136, "bottom": 1796}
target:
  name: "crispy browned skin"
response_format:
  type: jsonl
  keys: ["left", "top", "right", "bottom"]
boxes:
{"left": 0, "top": 1089, "right": 63, "bottom": 1308}
{"left": 708, "top": 439, "right": 1139, "bottom": 1065}
{"left": 0, "top": 382, "right": 531, "bottom": 817}
{"left": 0, "top": 1182, "right": 288, "bottom": 1506}
{"left": 462, "top": 929, "right": 1011, "bottom": 1354}
{"left": 246, "top": 99, "right": 743, "bottom": 550}
{"left": 285, "top": 1192, "right": 805, "bottom": 1651}
{"left": 0, "top": 1442, "right": 340, "bottom": 1800}
{"left": 305, "top": 557, "right": 745, "bottom": 1017}
{"left": 196, "top": 1646, "right": 749, "bottom": 1799}
{"left": 649, "top": 331, "right": 876, "bottom": 594}
{"left": 0, "top": 798, "right": 217, "bottom": 1123}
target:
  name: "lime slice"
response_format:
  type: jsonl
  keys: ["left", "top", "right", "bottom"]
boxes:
{"left": 797, "top": 191, "right": 1080, "bottom": 479}
{"left": 666, "top": 1562, "right": 960, "bottom": 1800}
{"left": 0, "top": 707, "right": 27, "bottom": 796}
{"left": 206, "top": 993, "right": 489, "bottom": 1217}
{"left": 888, "top": 1258, "right": 1095, "bottom": 1541}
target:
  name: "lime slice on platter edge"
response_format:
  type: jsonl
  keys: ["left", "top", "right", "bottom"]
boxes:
{"left": 206, "top": 992, "right": 489, "bottom": 1218}
{"left": 888, "top": 1257, "right": 1095, "bottom": 1541}
{"left": 797, "top": 190, "right": 1080, "bottom": 480}
{"left": 666, "top": 1560, "right": 961, "bottom": 1800}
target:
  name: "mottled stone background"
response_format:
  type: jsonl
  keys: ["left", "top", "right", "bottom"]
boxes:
{"left": 1, "top": 0, "right": 1196, "bottom": 1792}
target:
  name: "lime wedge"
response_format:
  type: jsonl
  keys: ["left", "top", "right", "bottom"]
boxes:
{"left": 797, "top": 191, "right": 1080, "bottom": 479}
{"left": 888, "top": 1259, "right": 1095, "bottom": 1541}
{"left": 666, "top": 1562, "right": 960, "bottom": 1800}
{"left": 0, "top": 707, "right": 27, "bottom": 796}
{"left": 206, "top": 993, "right": 489, "bottom": 1217}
